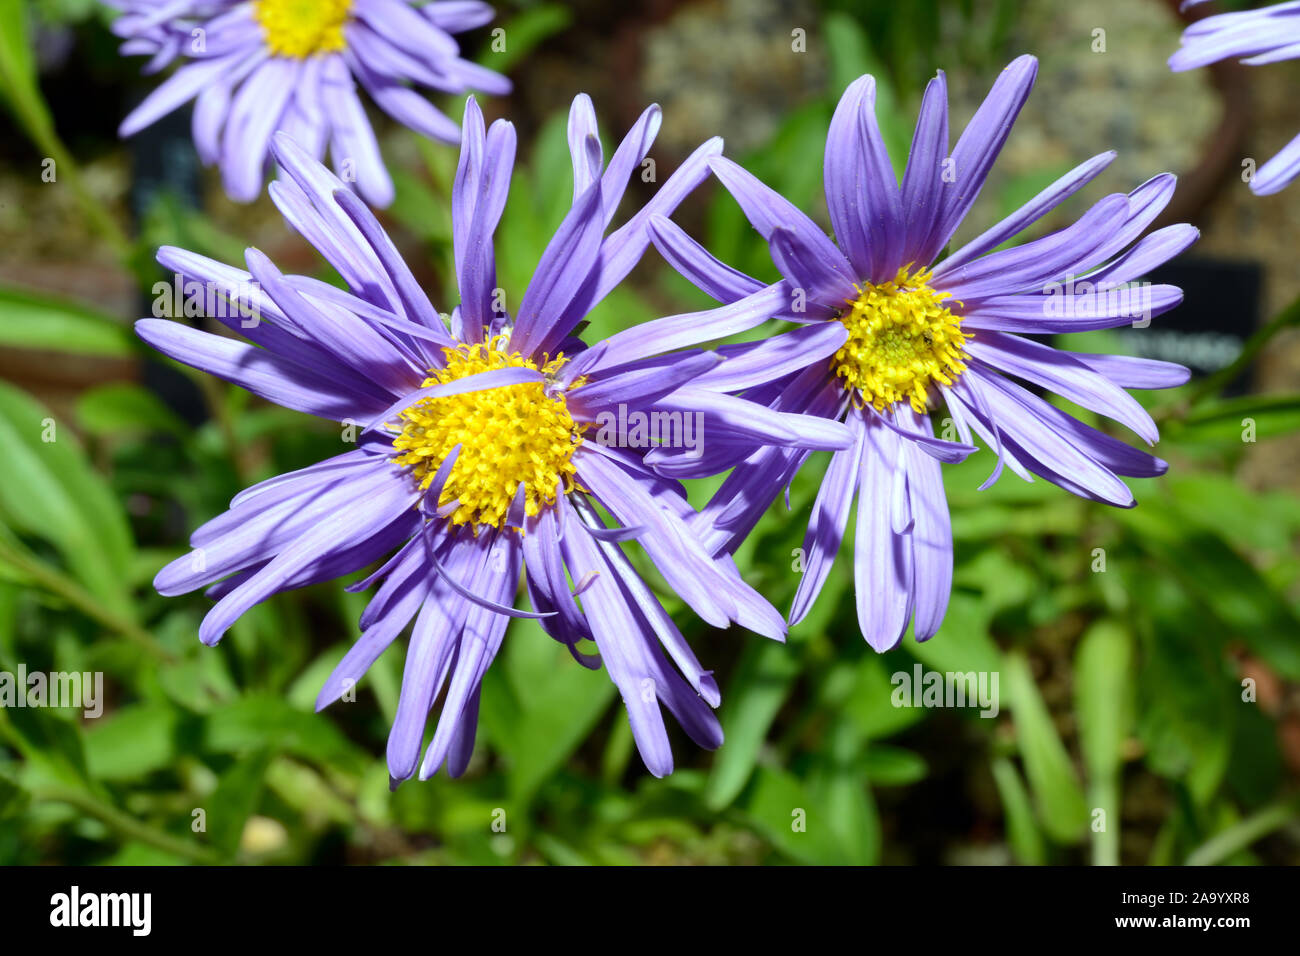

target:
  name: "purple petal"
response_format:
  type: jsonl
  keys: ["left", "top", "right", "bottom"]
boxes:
{"left": 646, "top": 214, "right": 765, "bottom": 304}
{"left": 135, "top": 318, "right": 393, "bottom": 421}
{"left": 921, "top": 54, "right": 1038, "bottom": 263}
{"left": 508, "top": 179, "right": 605, "bottom": 360}
{"left": 965, "top": 367, "right": 1138, "bottom": 505}
{"left": 939, "top": 151, "right": 1115, "bottom": 273}
{"left": 120, "top": 48, "right": 263, "bottom": 137}
{"left": 690, "top": 321, "right": 847, "bottom": 393}
{"left": 899, "top": 70, "right": 951, "bottom": 268}
{"left": 823, "top": 74, "right": 877, "bottom": 278}
{"left": 895, "top": 407, "right": 951, "bottom": 640}
{"left": 789, "top": 408, "right": 865, "bottom": 626}
{"left": 1069, "top": 352, "right": 1190, "bottom": 390}
{"left": 198, "top": 467, "right": 419, "bottom": 646}
{"left": 936, "top": 193, "right": 1130, "bottom": 301}
{"left": 854, "top": 419, "right": 914, "bottom": 651}
{"left": 321, "top": 55, "right": 394, "bottom": 207}
{"left": 710, "top": 155, "right": 857, "bottom": 293}
{"left": 966, "top": 331, "right": 1159, "bottom": 444}
{"left": 221, "top": 58, "right": 298, "bottom": 202}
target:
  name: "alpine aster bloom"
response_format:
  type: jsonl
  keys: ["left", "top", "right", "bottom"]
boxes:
{"left": 645, "top": 55, "right": 1196, "bottom": 651}
{"left": 108, "top": 0, "right": 509, "bottom": 205}
{"left": 1170, "top": 0, "right": 1300, "bottom": 194}
{"left": 138, "top": 98, "right": 850, "bottom": 781}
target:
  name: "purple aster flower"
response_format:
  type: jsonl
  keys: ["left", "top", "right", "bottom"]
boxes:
{"left": 108, "top": 0, "right": 509, "bottom": 205}
{"left": 137, "top": 97, "right": 851, "bottom": 782}
{"left": 642, "top": 56, "right": 1196, "bottom": 652}
{"left": 1170, "top": 0, "right": 1300, "bottom": 194}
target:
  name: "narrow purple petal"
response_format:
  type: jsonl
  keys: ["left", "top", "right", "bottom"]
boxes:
{"left": 789, "top": 408, "right": 865, "bottom": 626}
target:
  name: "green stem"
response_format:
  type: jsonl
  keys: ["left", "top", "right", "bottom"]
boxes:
{"left": 1165, "top": 293, "right": 1300, "bottom": 418}
{"left": 1089, "top": 777, "right": 1121, "bottom": 866}
{"left": 5, "top": 97, "right": 133, "bottom": 263}
{"left": 34, "top": 784, "right": 224, "bottom": 865}
{"left": 196, "top": 375, "right": 253, "bottom": 484}
{"left": 0, "top": 539, "right": 174, "bottom": 662}
{"left": 1184, "top": 796, "right": 1300, "bottom": 866}
{"left": 0, "top": 713, "right": 220, "bottom": 864}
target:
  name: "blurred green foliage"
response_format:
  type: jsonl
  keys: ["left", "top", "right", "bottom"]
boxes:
{"left": 0, "top": 2, "right": 1298, "bottom": 865}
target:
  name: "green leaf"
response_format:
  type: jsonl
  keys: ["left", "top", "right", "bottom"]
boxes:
{"left": 818, "top": 720, "right": 880, "bottom": 864}
{"left": 1171, "top": 393, "right": 1300, "bottom": 444}
{"left": 531, "top": 109, "right": 579, "bottom": 239}
{"left": 76, "top": 383, "right": 188, "bottom": 438}
{"left": 207, "top": 748, "right": 273, "bottom": 856}
{"left": 743, "top": 766, "right": 824, "bottom": 864}
{"left": 1074, "top": 620, "right": 1132, "bottom": 787}
{"left": 841, "top": 653, "right": 926, "bottom": 739}
{"left": 1167, "top": 473, "right": 1300, "bottom": 554}
{"left": 863, "top": 745, "right": 928, "bottom": 786}
{"left": 388, "top": 167, "right": 452, "bottom": 245}
{"left": 101, "top": 843, "right": 190, "bottom": 866}
{"left": 1134, "top": 586, "right": 1235, "bottom": 804}
{"left": 818, "top": 767, "right": 880, "bottom": 865}
{"left": 84, "top": 704, "right": 178, "bottom": 781}
{"left": 823, "top": 11, "right": 909, "bottom": 162}
{"left": 1004, "top": 652, "right": 1087, "bottom": 844}
{"left": 203, "top": 694, "right": 367, "bottom": 773}
{"left": 704, "top": 638, "right": 800, "bottom": 810}
{"left": 478, "top": 4, "right": 572, "bottom": 73}
{"left": 2, "top": 701, "right": 95, "bottom": 793}
{"left": 0, "top": 0, "right": 53, "bottom": 143}
{"left": 906, "top": 592, "right": 1002, "bottom": 677}
{"left": 1074, "top": 620, "right": 1133, "bottom": 865}
{"left": 1120, "top": 506, "right": 1300, "bottom": 680}
{"left": 1184, "top": 797, "right": 1300, "bottom": 866}
{"left": 0, "top": 381, "right": 135, "bottom": 617}
{"left": 0, "top": 285, "right": 135, "bottom": 357}
{"left": 991, "top": 756, "right": 1046, "bottom": 865}
{"left": 0, "top": 770, "right": 29, "bottom": 819}
{"left": 479, "top": 620, "right": 616, "bottom": 807}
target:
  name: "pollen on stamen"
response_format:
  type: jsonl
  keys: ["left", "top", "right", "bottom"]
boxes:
{"left": 832, "top": 265, "right": 970, "bottom": 413}
{"left": 390, "top": 337, "right": 582, "bottom": 530}
{"left": 253, "top": 0, "right": 352, "bottom": 59}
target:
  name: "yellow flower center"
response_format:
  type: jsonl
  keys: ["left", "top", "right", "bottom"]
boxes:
{"left": 252, "top": 0, "right": 351, "bottom": 58}
{"left": 391, "top": 338, "right": 582, "bottom": 529}
{"left": 832, "top": 266, "right": 969, "bottom": 413}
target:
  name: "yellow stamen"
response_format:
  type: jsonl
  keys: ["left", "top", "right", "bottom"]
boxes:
{"left": 832, "top": 265, "right": 969, "bottom": 413}
{"left": 253, "top": 0, "right": 351, "bottom": 59}
{"left": 391, "top": 337, "right": 582, "bottom": 529}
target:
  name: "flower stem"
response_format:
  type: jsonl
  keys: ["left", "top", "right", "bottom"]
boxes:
{"left": 34, "top": 783, "right": 225, "bottom": 865}
{"left": 0, "top": 538, "right": 174, "bottom": 663}
{"left": 1181, "top": 292, "right": 1300, "bottom": 411}
{"left": 1184, "top": 796, "right": 1300, "bottom": 866}
{"left": 6, "top": 94, "right": 134, "bottom": 264}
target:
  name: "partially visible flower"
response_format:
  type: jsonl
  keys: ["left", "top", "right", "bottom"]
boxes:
{"left": 1170, "top": 0, "right": 1300, "bottom": 194}
{"left": 108, "top": 0, "right": 509, "bottom": 205}
{"left": 644, "top": 56, "right": 1195, "bottom": 651}
{"left": 138, "top": 97, "right": 849, "bottom": 782}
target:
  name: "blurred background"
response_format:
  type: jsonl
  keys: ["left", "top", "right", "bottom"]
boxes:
{"left": 1, "top": 0, "right": 1298, "bottom": 865}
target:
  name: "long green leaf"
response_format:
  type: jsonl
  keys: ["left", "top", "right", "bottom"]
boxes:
{"left": 1074, "top": 620, "right": 1133, "bottom": 865}
{"left": 1005, "top": 651, "right": 1088, "bottom": 844}
{"left": 0, "top": 285, "right": 135, "bottom": 357}
{"left": 704, "top": 638, "right": 800, "bottom": 810}
{"left": 0, "top": 381, "right": 135, "bottom": 617}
